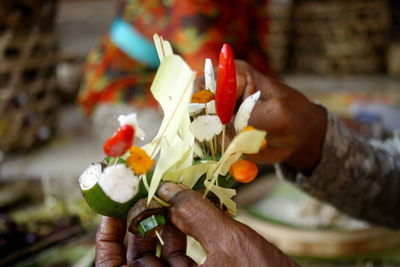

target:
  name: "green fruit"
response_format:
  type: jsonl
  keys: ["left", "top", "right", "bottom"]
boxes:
{"left": 81, "top": 183, "right": 139, "bottom": 219}
{"left": 79, "top": 162, "right": 149, "bottom": 219}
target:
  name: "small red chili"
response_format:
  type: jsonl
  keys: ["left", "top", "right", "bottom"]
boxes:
{"left": 103, "top": 125, "right": 135, "bottom": 157}
{"left": 215, "top": 43, "right": 237, "bottom": 124}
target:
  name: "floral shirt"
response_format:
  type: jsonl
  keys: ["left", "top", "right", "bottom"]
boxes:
{"left": 276, "top": 112, "right": 400, "bottom": 229}
{"left": 79, "top": 0, "right": 271, "bottom": 114}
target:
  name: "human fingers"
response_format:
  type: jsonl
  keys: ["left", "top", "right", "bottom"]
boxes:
{"left": 193, "top": 76, "right": 206, "bottom": 93}
{"left": 157, "top": 183, "right": 233, "bottom": 252}
{"left": 128, "top": 256, "right": 165, "bottom": 267}
{"left": 125, "top": 200, "right": 164, "bottom": 267}
{"left": 244, "top": 146, "right": 293, "bottom": 165}
{"left": 160, "top": 224, "right": 197, "bottom": 266}
{"left": 126, "top": 232, "right": 161, "bottom": 266}
{"left": 238, "top": 64, "right": 292, "bottom": 103}
{"left": 235, "top": 60, "right": 257, "bottom": 100}
{"left": 157, "top": 185, "right": 301, "bottom": 267}
{"left": 193, "top": 60, "right": 252, "bottom": 102}
{"left": 96, "top": 216, "right": 127, "bottom": 267}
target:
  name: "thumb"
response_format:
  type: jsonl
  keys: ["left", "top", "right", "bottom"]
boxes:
{"left": 157, "top": 182, "right": 233, "bottom": 251}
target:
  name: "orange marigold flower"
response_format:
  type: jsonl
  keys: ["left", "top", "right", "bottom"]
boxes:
{"left": 126, "top": 146, "right": 154, "bottom": 175}
{"left": 241, "top": 126, "right": 267, "bottom": 150}
{"left": 191, "top": 89, "right": 215, "bottom": 103}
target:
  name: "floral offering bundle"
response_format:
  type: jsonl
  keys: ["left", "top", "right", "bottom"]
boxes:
{"left": 79, "top": 34, "right": 266, "bottom": 238}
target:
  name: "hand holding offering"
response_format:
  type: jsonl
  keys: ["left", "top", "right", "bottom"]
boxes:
{"left": 96, "top": 183, "right": 300, "bottom": 267}
{"left": 87, "top": 34, "right": 302, "bottom": 267}
{"left": 227, "top": 60, "right": 327, "bottom": 172}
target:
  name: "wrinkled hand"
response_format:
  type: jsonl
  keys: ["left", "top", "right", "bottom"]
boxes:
{"left": 197, "top": 60, "right": 327, "bottom": 172}
{"left": 96, "top": 183, "right": 299, "bottom": 266}
{"left": 235, "top": 60, "right": 328, "bottom": 172}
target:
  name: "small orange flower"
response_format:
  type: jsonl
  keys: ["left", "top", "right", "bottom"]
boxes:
{"left": 241, "top": 126, "right": 267, "bottom": 150}
{"left": 126, "top": 146, "right": 154, "bottom": 175}
{"left": 191, "top": 89, "right": 215, "bottom": 103}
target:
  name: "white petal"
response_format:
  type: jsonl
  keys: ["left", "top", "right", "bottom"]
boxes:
{"left": 204, "top": 58, "right": 216, "bottom": 93}
{"left": 189, "top": 103, "right": 205, "bottom": 115}
{"left": 234, "top": 91, "right": 261, "bottom": 133}
{"left": 99, "top": 165, "right": 140, "bottom": 203}
{"left": 118, "top": 113, "right": 146, "bottom": 140}
{"left": 193, "top": 142, "right": 205, "bottom": 158}
{"left": 206, "top": 100, "right": 216, "bottom": 114}
{"left": 79, "top": 163, "right": 101, "bottom": 190}
{"left": 188, "top": 100, "right": 216, "bottom": 115}
{"left": 190, "top": 115, "right": 222, "bottom": 142}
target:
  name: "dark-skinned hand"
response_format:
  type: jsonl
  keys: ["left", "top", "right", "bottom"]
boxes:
{"left": 96, "top": 182, "right": 300, "bottom": 266}
{"left": 196, "top": 60, "right": 327, "bottom": 172}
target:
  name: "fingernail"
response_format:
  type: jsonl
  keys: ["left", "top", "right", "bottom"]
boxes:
{"left": 157, "top": 182, "right": 187, "bottom": 202}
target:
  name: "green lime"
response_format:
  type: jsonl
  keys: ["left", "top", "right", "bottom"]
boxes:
{"left": 79, "top": 162, "right": 148, "bottom": 219}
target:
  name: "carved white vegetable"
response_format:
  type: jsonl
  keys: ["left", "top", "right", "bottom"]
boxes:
{"left": 79, "top": 163, "right": 144, "bottom": 219}
{"left": 204, "top": 58, "right": 216, "bottom": 93}
{"left": 234, "top": 90, "right": 261, "bottom": 133}
{"left": 190, "top": 115, "right": 223, "bottom": 142}
{"left": 189, "top": 100, "right": 216, "bottom": 115}
{"left": 99, "top": 165, "right": 140, "bottom": 203}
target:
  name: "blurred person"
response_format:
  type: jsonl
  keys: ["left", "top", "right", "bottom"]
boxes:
{"left": 78, "top": 0, "right": 271, "bottom": 115}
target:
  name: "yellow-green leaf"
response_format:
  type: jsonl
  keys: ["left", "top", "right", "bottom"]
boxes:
{"left": 204, "top": 180, "right": 237, "bottom": 215}
{"left": 145, "top": 54, "right": 196, "bottom": 203}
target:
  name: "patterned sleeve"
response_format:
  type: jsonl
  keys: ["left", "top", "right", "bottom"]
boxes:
{"left": 275, "top": 111, "right": 400, "bottom": 229}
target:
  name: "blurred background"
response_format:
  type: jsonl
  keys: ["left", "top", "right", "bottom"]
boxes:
{"left": 0, "top": 0, "right": 400, "bottom": 266}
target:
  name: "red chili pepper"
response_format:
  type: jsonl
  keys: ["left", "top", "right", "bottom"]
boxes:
{"left": 215, "top": 43, "right": 237, "bottom": 124}
{"left": 103, "top": 125, "right": 135, "bottom": 157}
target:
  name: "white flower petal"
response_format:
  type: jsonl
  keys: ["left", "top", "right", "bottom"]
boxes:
{"left": 189, "top": 103, "right": 205, "bottom": 115}
{"left": 204, "top": 58, "right": 216, "bottom": 93}
{"left": 118, "top": 113, "right": 146, "bottom": 140}
{"left": 193, "top": 142, "right": 205, "bottom": 158}
{"left": 188, "top": 100, "right": 216, "bottom": 116}
{"left": 99, "top": 165, "right": 140, "bottom": 203}
{"left": 190, "top": 115, "right": 222, "bottom": 142}
{"left": 206, "top": 100, "right": 216, "bottom": 114}
{"left": 79, "top": 163, "right": 101, "bottom": 190}
{"left": 234, "top": 91, "right": 261, "bottom": 133}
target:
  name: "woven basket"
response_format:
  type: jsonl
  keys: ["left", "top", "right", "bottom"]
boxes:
{"left": 0, "top": 0, "right": 59, "bottom": 153}
{"left": 388, "top": 43, "right": 400, "bottom": 77}
{"left": 266, "top": 1, "right": 292, "bottom": 72}
{"left": 292, "top": 0, "right": 391, "bottom": 75}
{"left": 390, "top": 0, "right": 400, "bottom": 41}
